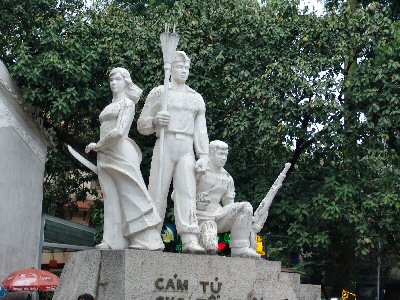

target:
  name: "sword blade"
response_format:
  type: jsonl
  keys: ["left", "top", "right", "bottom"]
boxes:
{"left": 67, "top": 145, "right": 98, "bottom": 175}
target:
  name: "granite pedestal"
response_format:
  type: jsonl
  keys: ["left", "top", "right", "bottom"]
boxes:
{"left": 54, "top": 250, "right": 320, "bottom": 300}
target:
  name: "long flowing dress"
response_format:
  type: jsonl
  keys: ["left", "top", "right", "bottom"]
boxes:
{"left": 97, "top": 97, "right": 162, "bottom": 250}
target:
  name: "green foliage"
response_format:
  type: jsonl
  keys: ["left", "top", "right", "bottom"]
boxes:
{"left": 113, "top": 0, "right": 176, "bottom": 15}
{"left": 43, "top": 147, "right": 94, "bottom": 217}
{"left": 38, "top": 291, "right": 54, "bottom": 300}
{"left": 324, "top": 0, "right": 400, "bottom": 20}
{"left": 1, "top": 0, "right": 399, "bottom": 297}
{"left": 91, "top": 199, "right": 104, "bottom": 244}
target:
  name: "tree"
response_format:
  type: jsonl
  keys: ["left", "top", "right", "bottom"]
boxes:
{"left": 2, "top": 0, "right": 168, "bottom": 217}
{"left": 324, "top": 0, "right": 400, "bottom": 19}
{"left": 0, "top": 0, "right": 87, "bottom": 65}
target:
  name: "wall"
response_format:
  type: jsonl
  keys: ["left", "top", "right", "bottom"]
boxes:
{"left": 0, "top": 61, "right": 50, "bottom": 299}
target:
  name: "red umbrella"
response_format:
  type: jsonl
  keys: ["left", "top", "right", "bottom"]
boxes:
{"left": 1, "top": 268, "right": 59, "bottom": 292}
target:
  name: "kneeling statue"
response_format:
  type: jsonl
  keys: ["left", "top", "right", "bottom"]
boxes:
{"left": 196, "top": 140, "right": 290, "bottom": 258}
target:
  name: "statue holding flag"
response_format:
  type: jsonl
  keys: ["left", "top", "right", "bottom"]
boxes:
{"left": 138, "top": 31, "right": 209, "bottom": 253}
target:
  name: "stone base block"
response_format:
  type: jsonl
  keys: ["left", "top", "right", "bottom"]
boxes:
{"left": 54, "top": 250, "right": 320, "bottom": 300}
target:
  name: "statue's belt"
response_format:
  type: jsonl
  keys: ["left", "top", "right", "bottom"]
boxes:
{"left": 163, "top": 132, "right": 193, "bottom": 141}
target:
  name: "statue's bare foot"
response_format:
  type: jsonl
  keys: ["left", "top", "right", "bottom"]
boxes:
{"left": 231, "top": 247, "right": 261, "bottom": 259}
{"left": 182, "top": 241, "right": 206, "bottom": 254}
{"left": 95, "top": 242, "right": 111, "bottom": 250}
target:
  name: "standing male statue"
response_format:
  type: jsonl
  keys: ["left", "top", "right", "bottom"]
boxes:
{"left": 196, "top": 140, "right": 261, "bottom": 258}
{"left": 138, "top": 51, "right": 208, "bottom": 254}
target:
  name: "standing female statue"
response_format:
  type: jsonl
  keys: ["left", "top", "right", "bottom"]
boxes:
{"left": 85, "top": 67, "right": 164, "bottom": 250}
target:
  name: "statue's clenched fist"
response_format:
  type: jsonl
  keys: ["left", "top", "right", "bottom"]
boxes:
{"left": 153, "top": 111, "right": 170, "bottom": 127}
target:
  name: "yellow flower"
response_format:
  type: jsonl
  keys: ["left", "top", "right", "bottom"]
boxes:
{"left": 256, "top": 235, "right": 265, "bottom": 256}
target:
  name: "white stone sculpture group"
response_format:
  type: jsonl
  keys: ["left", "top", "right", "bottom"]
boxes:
{"left": 71, "top": 29, "right": 290, "bottom": 258}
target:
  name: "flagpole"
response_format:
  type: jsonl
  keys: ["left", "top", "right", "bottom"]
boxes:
{"left": 158, "top": 24, "right": 180, "bottom": 207}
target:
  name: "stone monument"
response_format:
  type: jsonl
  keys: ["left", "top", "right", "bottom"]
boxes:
{"left": 0, "top": 61, "right": 54, "bottom": 299}
{"left": 57, "top": 27, "right": 321, "bottom": 299}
